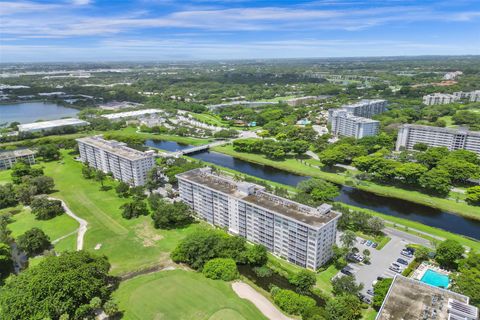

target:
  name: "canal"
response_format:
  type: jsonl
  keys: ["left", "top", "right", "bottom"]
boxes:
{"left": 145, "top": 139, "right": 480, "bottom": 240}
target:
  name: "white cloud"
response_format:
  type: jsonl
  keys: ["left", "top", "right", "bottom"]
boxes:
{"left": 71, "top": 0, "right": 92, "bottom": 5}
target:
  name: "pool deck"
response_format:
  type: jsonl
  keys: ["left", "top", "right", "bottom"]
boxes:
{"left": 412, "top": 262, "right": 451, "bottom": 287}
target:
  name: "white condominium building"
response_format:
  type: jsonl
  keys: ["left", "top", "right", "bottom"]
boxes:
{"left": 76, "top": 136, "right": 156, "bottom": 186}
{"left": 453, "top": 90, "right": 480, "bottom": 102}
{"left": 341, "top": 99, "right": 388, "bottom": 118}
{"left": 0, "top": 149, "right": 35, "bottom": 170}
{"left": 330, "top": 109, "right": 380, "bottom": 139}
{"left": 396, "top": 124, "right": 480, "bottom": 155}
{"left": 422, "top": 93, "right": 459, "bottom": 105}
{"left": 177, "top": 167, "right": 341, "bottom": 270}
{"left": 18, "top": 118, "right": 89, "bottom": 133}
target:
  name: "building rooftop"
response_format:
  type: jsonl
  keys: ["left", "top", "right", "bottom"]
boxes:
{"left": 102, "top": 109, "right": 163, "bottom": 120}
{"left": 342, "top": 99, "right": 387, "bottom": 109}
{"left": 424, "top": 93, "right": 458, "bottom": 98}
{"left": 331, "top": 110, "right": 379, "bottom": 123}
{"left": 18, "top": 118, "right": 89, "bottom": 131}
{"left": 76, "top": 135, "right": 155, "bottom": 161}
{"left": 177, "top": 168, "right": 340, "bottom": 228}
{"left": 376, "top": 275, "right": 478, "bottom": 320}
{"left": 0, "top": 149, "right": 35, "bottom": 160}
{"left": 401, "top": 124, "right": 480, "bottom": 137}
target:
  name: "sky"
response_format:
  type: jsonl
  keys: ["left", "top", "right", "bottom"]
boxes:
{"left": 0, "top": 0, "right": 479, "bottom": 62}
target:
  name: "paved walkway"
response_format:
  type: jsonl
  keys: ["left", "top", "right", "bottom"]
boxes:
{"left": 49, "top": 197, "right": 88, "bottom": 251}
{"left": 306, "top": 150, "right": 319, "bottom": 160}
{"left": 231, "top": 281, "right": 292, "bottom": 320}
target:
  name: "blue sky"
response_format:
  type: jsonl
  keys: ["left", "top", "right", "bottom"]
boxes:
{"left": 1, "top": 0, "right": 479, "bottom": 62}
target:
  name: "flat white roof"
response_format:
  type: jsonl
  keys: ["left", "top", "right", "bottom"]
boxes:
{"left": 18, "top": 118, "right": 89, "bottom": 131}
{"left": 102, "top": 109, "right": 163, "bottom": 119}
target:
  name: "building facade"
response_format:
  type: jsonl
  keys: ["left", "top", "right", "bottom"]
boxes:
{"left": 177, "top": 167, "right": 341, "bottom": 270}
{"left": 0, "top": 149, "right": 35, "bottom": 170}
{"left": 342, "top": 99, "right": 388, "bottom": 118}
{"left": 422, "top": 93, "right": 459, "bottom": 105}
{"left": 18, "top": 118, "right": 89, "bottom": 133}
{"left": 396, "top": 124, "right": 480, "bottom": 155}
{"left": 76, "top": 136, "right": 156, "bottom": 186}
{"left": 330, "top": 109, "right": 380, "bottom": 139}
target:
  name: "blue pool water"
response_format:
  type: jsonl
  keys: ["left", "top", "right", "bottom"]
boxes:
{"left": 420, "top": 269, "right": 450, "bottom": 288}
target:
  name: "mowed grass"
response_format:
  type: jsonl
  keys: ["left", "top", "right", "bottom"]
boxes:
{"left": 113, "top": 270, "right": 267, "bottom": 320}
{"left": 108, "top": 126, "right": 212, "bottom": 146}
{"left": 40, "top": 151, "right": 202, "bottom": 275}
{"left": 212, "top": 145, "right": 480, "bottom": 220}
{"left": 191, "top": 113, "right": 228, "bottom": 127}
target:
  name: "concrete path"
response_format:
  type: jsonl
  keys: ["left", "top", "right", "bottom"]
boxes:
{"left": 49, "top": 197, "right": 88, "bottom": 251}
{"left": 231, "top": 281, "right": 292, "bottom": 320}
{"left": 306, "top": 150, "right": 319, "bottom": 160}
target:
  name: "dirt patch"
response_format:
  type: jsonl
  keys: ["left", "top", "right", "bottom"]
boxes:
{"left": 134, "top": 221, "right": 163, "bottom": 247}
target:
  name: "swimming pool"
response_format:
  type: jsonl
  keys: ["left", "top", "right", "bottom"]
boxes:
{"left": 420, "top": 269, "right": 450, "bottom": 288}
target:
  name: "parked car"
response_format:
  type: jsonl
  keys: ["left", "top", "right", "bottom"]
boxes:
{"left": 341, "top": 268, "right": 353, "bottom": 276}
{"left": 367, "top": 289, "right": 374, "bottom": 296}
{"left": 360, "top": 239, "right": 366, "bottom": 244}
{"left": 389, "top": 266, "right": 401, "bottom": 272}
{"left": 397, "top": 258, "right": 409, "bottom": 265}
{"left": 401, "top": 250, "right": 413, "bottom": 258}
{"left": 377, "top": 276, "right": 385, "bottom": 281}
{"left": 366, "top": 240, "right": 373, "bottom": 246}
{"left": 362, "top": 296, "right": 372, "bottom": 304}
{"left": 372, "top": 242, "right": 378, "bottom": 248}
{"left": 391, "top": 263, "right": 402, "bottom": 269}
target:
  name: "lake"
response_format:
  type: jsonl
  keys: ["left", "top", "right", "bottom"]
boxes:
{"left": 0, "top": 102, "right": 79, "bottom": 124}
{"left": 145, "top": 139, "right": 480, "bottom": 240}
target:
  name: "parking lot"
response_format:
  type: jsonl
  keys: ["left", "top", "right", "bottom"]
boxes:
{"left": 334, "top": 230, "right": 417, "bottom": 302}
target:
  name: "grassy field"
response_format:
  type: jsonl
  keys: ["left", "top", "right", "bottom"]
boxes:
{"left": 362, "top": 308, "right": 378, "bottom": 320}
{"left": 108, "top": 126, "right": 212, "bottom": 146}
{"left": 212, "top": 145, "right": 480, "bottom": 220}
{"left": 191, "top": 113, "right": 228, "bottom": 127}
{"left": 35, "top": 151, "right": 204, "bottom": 275}
{"left": 113, "top": 270, "right": 267, "bottom": 320}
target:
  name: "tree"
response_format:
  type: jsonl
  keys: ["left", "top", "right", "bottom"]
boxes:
{"left": 416, "top": 147, "right": 449, "bottom": 169}
{"left": 14, "top": 183, "right": 37, "bottom": 205}
{"left": 202, "top": 258, "right": 239, "bottom": 281}
{"left": 296, "top": 178, "right": 339, "bottom": 204}
{"left": 244, "top": 244, "right": 268, "bottom": 266}
{"left": 419, "top": 168, "right": 451, "bottom": 196}
{"left": 37, "top": 144, "right": 61, "bottom": 161}
{"left": 30, "top": 196, "right": 64, "bottom": 220}
{"left": 103, "top": 300, "right": 120, "bottom": 317}
{"left": 120, "top": 200, "right": 149, "bottom": 219}
{"left": 271, "top": 288, "right": 316, "bottom": 317}
{"left": 290, "top": 270, "right": 317, "bottom": 294}
{"left": 82, "top": 163, "right": 95, "bottom": 179}
{"left": 466, "top": 186, "right": 480, "bottom": 206}
{"left": 324, "top": 294, "right": 362, "bottom": 320}
{"left": 115, "top": 181, "right": 130, "bottom": 198}
{"left": 16, "top": 227, "right": 51, "bottom": 256}
{"left": 413, "top": 143, "right": 428, "bottom": 151}
{"left": 373, "top": 278, "right": 393, "bottom": 310}
{"left": 340, "top": 230, "right": 357, "bottom": 249}
{"left": 0, "top": 251, "right": 111, "bottom": 320}
{"left": 0, "top": 242, "right": 13, "bottom": 281}
{"left": 366, "top": 216, "right": 385, "bottom": 235}
{"left": 95, "top": 170, "right": 107, "bottom": 188}
{"left": 151, "top": 200, "right": 193, "bottom": 228}
{"left": 438, "top": 158, "right": 480, "bottom": 183}
{"left": 395, "top": 162, "right": 428, "bottom": 185}
{"left": 30, "top": 175, "right": 55, "bottom": 194}
{"left": 451, "top": 252, "right": 480, "bottom": 307}
{"left": 331, "top": 275, "right": 364, "bottom": 296}
{"left": 11, "top": 161, "right": 43, "bottom": 184}
{"left": 0, "top": 184, "right": 18, "bottom": 209}
{"left": 145, "top": 166, "right": 165, "bottom": 192}
{"left": 435, "top": 239, "right": 464, "bottom": 269}
{"left": 414, "top": 246, "right": 430, "bottom": 262}
{"left": 362, "top": 249, "right": 370, "bottom": 257}
{"left": 89, "top": 297, "right": 102, "bottom": 309}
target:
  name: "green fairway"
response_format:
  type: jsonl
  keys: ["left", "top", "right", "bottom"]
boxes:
{"left": 108, "top": 126, "right": 212, "bottom": 146}
{"left": 39, "top": 150, "right": 202, "bottom": 275}
{"left": 113, "top": 270, "right": 267, "bottom": 320}
{"left": 191, "top": 113, "right": 228, "bottom": 127}
{"left": 212, "top": 145, "right": 480, "bottom": 220}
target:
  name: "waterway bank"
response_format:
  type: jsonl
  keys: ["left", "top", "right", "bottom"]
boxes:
{"left": 211, "top": 145, "right": 480, "bottom": 221}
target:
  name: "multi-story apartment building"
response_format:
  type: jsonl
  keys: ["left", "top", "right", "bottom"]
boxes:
{"left": 341, "top": 99, "right": 388, "bottom": 118}
{"left": 0, "top": 149, "right": 35, "bottom": 170}
{"left": 422, "top": 93, "right": 459, "bottom": 105}
{"left": 396, "top": 124, "right": 480, "bottom": 155}
{"left": 177, "top": 167, "right": 341, "bottom": 270}
{"left": 330, "top": 109, "right": 380, "bottom": 139}
{"left": 76, "top": 136, "right": 156, "bottom": 186}
{"left": 453, "top": 90, "right": 480, "bottom": 102}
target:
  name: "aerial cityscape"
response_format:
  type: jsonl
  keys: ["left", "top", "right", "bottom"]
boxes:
{"left": 0, "top": 1, "right": 479, "bottom": 320}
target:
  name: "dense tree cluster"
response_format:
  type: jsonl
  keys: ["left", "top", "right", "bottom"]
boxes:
{"left": 30, "top": 196, "right": 64, "bottom": 220}
{"left": 335, "top": 204, "right": 385, "bottom": 236}
{"left": 372, "top": 278, "right": 393, "bottom": 310}
{"left": 452, "top": 252, "right": 480, "bottom": 307}
{"left": 295, "top": 178, "right": 340, "bottom": 206}
{"left": 270, "top": 287, "right": 317, "bottom": 318}
{"left": 151, "top": 198, "right": 193, "bottom": 229}
{"left": 202, "top": 258, "right": 239, "bottom": 281}
{"left": 16, "top": 227, "right": 51, "bottom": 257}
{"left": 233, "top": 138, "right": 310, "bottom": 159}
{"left": 0, "top": 251, "right": 113, "bottom": 320}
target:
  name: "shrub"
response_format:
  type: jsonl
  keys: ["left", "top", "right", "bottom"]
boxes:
{"left": 271, "top": 288, "right": 316, "bottom": 316}
{"left": 203, "top": 258, "right": 239, "bottom": 281}
{"left": 253, "top": 266, "right": 273, "bottom": 278}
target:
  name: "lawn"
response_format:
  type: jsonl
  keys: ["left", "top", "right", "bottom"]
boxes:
{"left": 191, "top": 113, "right": 228, "bottom": 127}
{"left": 40, "top": 151, "right": 203, "bottom": 275}
{"left": 316, "top": 264, "right": 339, "bottom": 296}
{"left": 108, "top": 126, "right": 212, "bottom": 146}
{"left": 362, "top": 308, "right": 378, "bottom": 320}
{"left": 212, "top": 145, "right": 480, "bottom": 220}
{"left": 113, "top": 270, "right": 267, "bottom": 320}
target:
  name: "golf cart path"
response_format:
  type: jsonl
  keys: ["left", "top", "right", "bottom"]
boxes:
{"left": 49, "top": 197, "right": 88, "bottom": 251}
{"left": 232, "top": 281, "right": 293, "bottom": 320}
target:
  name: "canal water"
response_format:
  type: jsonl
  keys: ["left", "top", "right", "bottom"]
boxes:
{"left": 145, "top": 139, "right": 480, "bottom": 240}
{"left": 0, "top": 102, "right": 79, "bottom": 124}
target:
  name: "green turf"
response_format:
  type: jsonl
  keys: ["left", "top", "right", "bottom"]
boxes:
{"left": 212, "top": 145, "right": 480, "bottom": 220}
{"left": 113, "top": 270, "right": 267, "bottom": 320}
{"left": 38, "top": 150, "right": 203, "bottom": 275}
{"left": 191, "top": 113, "right": 228, "bottom": 127}
{"left": 109, "top": 126, "right": 212, "bottom": 146}
{"left": 362, "top": 308, "right": 378, "bottom": 320}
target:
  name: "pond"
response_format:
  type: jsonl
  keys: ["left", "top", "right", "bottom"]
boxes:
{"left": 0, "top": 102, "right": 79, "bottom": 124}
{"left": 145, "top": 139, "right": 480, "bottom": 240}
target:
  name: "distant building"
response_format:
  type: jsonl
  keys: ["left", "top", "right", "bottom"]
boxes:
{"left": 76, "top": 136, "right": 156, "bottom": 186}
{"left": 285, "top": 96, "right": 327, "bottom": 107}
{"left": 443, "top": 71, "right": 463, "bottom": 80}
{"left": 177, "top": 167, "right": 341, "bottom": 270}
{"left": 0, "top": 149, "right": 35, "bottom": 170}
{"left": 206, "top": 101, "right": 276, "bottom": 110}
{"left": 102, "top": 109, "right": 163, "bottom": 121}
{"left": 376, "top": 275, "right": 478, "bottom": 320}
{"left": 341, "top": 99, "right": 388, "bottom": 118}
{"left": 330, "top": 109, "right": 379, "bottom": 139}
{"left": 18, "top": 118, "right": 89, "bottom": 133}
{"left": 453, "top": 90, "right": 480, "bottom": 102}
{"left": 422, "top": 93, "right": 459, "bottom": 105}
{"left": 396, "top": 124, "right": 480, "bottom": 155}
{"left": 98, "top": 101, "right": 143, "bottom": 110}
